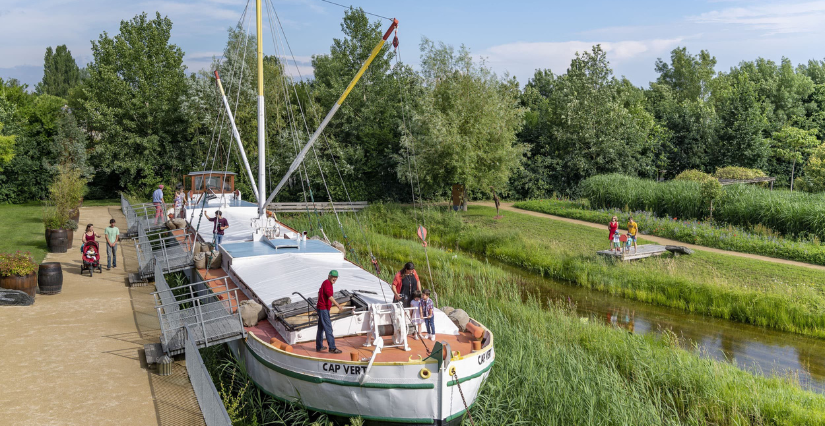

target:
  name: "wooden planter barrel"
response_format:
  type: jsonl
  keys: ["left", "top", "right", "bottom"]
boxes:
{"left": 45, "top": 229, "right": 69, "bottom": 253}
{"left": 38, "top": 262, "right": 63, "bottom": 295}
{"left": 0, "top": 272, "right": 37, "bottom": 299}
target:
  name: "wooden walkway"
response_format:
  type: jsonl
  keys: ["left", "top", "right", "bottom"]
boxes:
{"left": 598, "top": 244, "right": 668, "bottom": 261}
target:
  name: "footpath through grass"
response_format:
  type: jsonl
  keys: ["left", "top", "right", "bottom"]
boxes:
{"left": 338, "top": 204, "right": 825, "bottom": 339}
{"left": 268, "top": 212, "right": 825, "bottom": 425}
{"left": 514, "top": 198, "right": 825, "bottom": 266}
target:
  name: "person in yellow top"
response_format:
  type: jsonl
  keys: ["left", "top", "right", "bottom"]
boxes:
{"left": 627, "top": 216, "right": 638, "bottom": 253}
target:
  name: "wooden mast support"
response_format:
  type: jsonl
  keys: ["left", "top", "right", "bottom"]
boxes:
{"left": 261, "top": 19, "right": 399, "bottom": 215}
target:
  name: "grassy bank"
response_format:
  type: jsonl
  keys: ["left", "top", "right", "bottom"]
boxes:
{"left": 213, "top": 216, "right": 825, "bottom": 425}
{"left": 513, "top": 198, "right": 825, "bottom": 266}
{"left": 301, "top": 204, "right": 825, "bottom": 339}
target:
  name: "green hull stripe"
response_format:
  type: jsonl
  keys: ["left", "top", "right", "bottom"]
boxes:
{"left": 444, "top": 401, "right": 477, "bottom": 423}
{"left": 244, "top": 340, "right": 435, "bottom": 389}
{"left": 446, "top": 360, "right": 495, "bottom": 387}
{"left": 246, "top": 374, "right": 435, "bottom": 424}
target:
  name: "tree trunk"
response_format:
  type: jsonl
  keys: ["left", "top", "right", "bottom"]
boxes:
{"left": 790, "top": 158, "right": 796, "bottom": 192}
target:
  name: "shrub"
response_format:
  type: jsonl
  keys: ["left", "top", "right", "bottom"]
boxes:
{"left": 714, "top": 166, "right": 767, "bottom": 180}
{"left": 0, "top": 251, "right": 37, "bottom": 277}
{"left": 674, "top": 169, "right": 714, "bottom": 183}
{"left": 802, "top": 142, "right": 825, "bottom": 193}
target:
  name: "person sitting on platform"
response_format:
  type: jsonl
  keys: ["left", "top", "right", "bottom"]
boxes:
{"left": 392, "top": 262, "right": 420, "bottom": 307}
{"left": 316, "top": 270, "right": 343, "bottom": 354}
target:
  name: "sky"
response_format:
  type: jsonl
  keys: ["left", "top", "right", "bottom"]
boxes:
{"left": 1, "top": 0, "right": 825, "bottom": 89}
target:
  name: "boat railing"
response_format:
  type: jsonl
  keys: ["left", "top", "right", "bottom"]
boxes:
{"left": 152, "top": 261, "right": 245, "bottom": 355}
{"left": 134, "top": 220, "right": 195, "bottom": 279}
{"left": 184, "top": 324, "right": 232, "bottom": 426}
{"left": 121, "top": 194, "right": 168, "bottom": 236}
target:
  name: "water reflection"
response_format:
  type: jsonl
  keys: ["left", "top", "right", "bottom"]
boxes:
{"left": 485, "top": 257, "right": 825, "bottom": 393}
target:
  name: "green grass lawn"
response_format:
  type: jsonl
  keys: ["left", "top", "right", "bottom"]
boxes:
{"left": 1, "top": 202, "right": 49, "bottom": 265}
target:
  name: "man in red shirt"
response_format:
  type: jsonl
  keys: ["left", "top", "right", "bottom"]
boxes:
{"left": 316, "top": 270, "right": 344, "bottom": 354}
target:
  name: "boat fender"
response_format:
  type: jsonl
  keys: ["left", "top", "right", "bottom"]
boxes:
{"left": 350, "top": 352, "right": 359, "bottom": 361}
{"left": 419, "top": 368, "right": 431, "bottom": 379}
{"left": 472, "top": 341, "right": 482, "bottom": 351}
{"left": 269, "top": 337, "right": 280, "bottom": 346}
{"left": 448, "top": 365, "right": 456, "bottom": 376}
{"left": 465, "top": 322, "right": 484, "bottom": 340}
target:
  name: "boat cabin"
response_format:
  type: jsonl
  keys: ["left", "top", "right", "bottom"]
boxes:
{"left": 184, "top": 171, "right": 236, "bottom": 196}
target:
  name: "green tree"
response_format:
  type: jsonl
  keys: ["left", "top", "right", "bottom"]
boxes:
{"left": 711, "top": 72, "right": 770, "bottom": 170}
{"left": 399, "top": 38, "right": 524, "bottom": 208}
{"left": 311, "top": 8, "right": 412, "bottom": 201}
{"left": 801, "top": 142, "right": 825, "bottom": 192}
{"left": 73, "top": 12, "right": 192, "bottom": 196}
{"left": 0, "top": 123, "right": 14, "bottom": 170}
{"left": 700, "top": 178, "right": 723, "bottom": 220}
{"left": 51, "top": 113, "right": 93, "bottom": 178}
{"left": 654, "top": 47, "right": 717, "bottom": 102}
{"left": 771, "top": 126, "right": 819, "bottom": 191}
{"left": 514, "top": 46, "right": 663, "bottom": 197}
{"left": 36, "top": 45, "right": 81, "bottom": 98}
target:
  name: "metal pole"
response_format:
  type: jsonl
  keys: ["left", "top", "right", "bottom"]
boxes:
{"left": 256, "top": 0, "right": 266, "bottom": 219}
{"left": 214, "top": 71, "right": 261, "bottom": 203}
{"left": 261, "top": 19, "right": 399, "bottom": 213}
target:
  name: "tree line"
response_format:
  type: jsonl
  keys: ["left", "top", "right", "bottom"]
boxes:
{"left": 2, "top": 10, "right": 825, "bottom": 204}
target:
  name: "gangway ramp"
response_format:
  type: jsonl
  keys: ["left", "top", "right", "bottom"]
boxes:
{"left": 134, "top": 220, "right": 195, "bottom": 281}
{"left": 151, "top": 262, "right": 245, "bottom": 355}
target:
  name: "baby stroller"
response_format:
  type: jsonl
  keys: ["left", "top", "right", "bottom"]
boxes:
{"left": 81, "top": 241, "right": 103, "bottom": 277}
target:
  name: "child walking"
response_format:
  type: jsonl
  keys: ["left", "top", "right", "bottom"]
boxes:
{"left": 421, "top": 289, "right": 435, "bottom": 341}
{"left": 409, "top": 291, "right": 424, "bottom": 340}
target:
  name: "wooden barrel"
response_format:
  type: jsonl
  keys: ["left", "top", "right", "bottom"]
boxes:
{"left": 38, "top": 262, "right": 63, "bottom": 295}
{"left": 0, "top": 272, "right": 37, "bottom": 299}
{"left": 45, "top": 229, "right": 68, "bottom": 253}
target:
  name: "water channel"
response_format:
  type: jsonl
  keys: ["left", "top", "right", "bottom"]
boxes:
{"left": 477, "top": 256, "right": 825, "bottom": 393}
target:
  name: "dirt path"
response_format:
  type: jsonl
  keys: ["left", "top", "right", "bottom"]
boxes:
{"left": 0, "top": 206, "right": 204, "bottom": 426}
{"left": 473, "top": 201, "right": 825, "bottom": 272}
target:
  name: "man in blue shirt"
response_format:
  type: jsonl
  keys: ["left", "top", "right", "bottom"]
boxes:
{"left": 152, "top": 184, "right": 164, "bottom": 225}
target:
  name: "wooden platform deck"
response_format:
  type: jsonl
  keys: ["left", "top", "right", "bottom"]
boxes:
{"left": 598, "top": 244, "right": 668, "bottom": 261}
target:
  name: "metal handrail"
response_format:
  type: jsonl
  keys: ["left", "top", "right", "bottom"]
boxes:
{"left": 152, "top": 276, "right": 231, "bottom": 295}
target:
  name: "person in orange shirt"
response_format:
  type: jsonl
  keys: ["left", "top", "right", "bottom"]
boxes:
{"left": 392, "top": 262, "right": 420, "bottom": 307}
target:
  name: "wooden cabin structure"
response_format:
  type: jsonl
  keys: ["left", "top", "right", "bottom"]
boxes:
{"left": 184, "top": 171, "right": 236, "bottom": 196}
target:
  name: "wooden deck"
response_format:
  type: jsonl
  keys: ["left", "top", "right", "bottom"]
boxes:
{"left": 598, "top": 244, "right": 668, "bottom": 261}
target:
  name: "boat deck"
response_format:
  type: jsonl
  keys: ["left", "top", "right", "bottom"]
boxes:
{"left": 195, "top": 267, "right": 476, "bottom": 363}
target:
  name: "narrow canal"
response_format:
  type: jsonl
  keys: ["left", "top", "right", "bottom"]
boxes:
{"left": 479, "top": 256, "right": 825, "bottom": 393}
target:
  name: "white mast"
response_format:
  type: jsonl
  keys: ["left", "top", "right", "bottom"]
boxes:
{"left": 256, "top": 0, "right": 266, "bottom": 219}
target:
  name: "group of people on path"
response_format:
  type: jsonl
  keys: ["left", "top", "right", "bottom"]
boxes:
{"left": 608, "top": 216, "right": 638, "bottom": 253}
{"left": 81, "top": 219, "right": 120, "bottom": 271}
{"left": 315, "top": 262, "right": 436, "bottom": 354}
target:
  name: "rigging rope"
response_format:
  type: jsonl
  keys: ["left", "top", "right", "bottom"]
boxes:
{"left": 317, "top": 0, "right": 393, "bottom": 21}
{"left": 268, "top": 2, "right": 390, "bottom": 301}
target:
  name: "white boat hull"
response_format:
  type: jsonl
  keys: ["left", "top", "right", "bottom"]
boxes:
{"left": 233, "top": 331, "right": 495, "bottom": 425}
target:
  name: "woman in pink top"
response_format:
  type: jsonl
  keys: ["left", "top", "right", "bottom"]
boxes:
{"left": 607, "top": 216, "right": 619, "bottom": 249}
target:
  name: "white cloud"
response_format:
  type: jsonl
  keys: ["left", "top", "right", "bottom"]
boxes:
{"left": 691, "top": 0, "right": 825, "bottom": 34}
{"left": 479, "top": 38, "right": 684, "bottom": 83}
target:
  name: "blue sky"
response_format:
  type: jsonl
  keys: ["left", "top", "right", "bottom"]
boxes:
{"left": 1, "top": 0, "right": 825, "bottom": 89}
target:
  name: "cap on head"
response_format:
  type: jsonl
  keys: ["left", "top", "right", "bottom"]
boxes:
{"left": 329, "top": 270, "right": 339, "bottom": 277}
{"left": 159, "top": 184, "right": 164, "bottom": 189}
